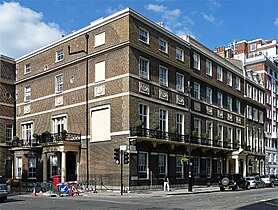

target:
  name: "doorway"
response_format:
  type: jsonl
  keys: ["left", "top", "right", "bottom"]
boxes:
{"left": 66, "top": 151, "right": 76, "bottom": 181}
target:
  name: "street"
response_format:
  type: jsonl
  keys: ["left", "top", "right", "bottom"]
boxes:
{"left": 1, "top": 188, "right": 277, "bottom": 210}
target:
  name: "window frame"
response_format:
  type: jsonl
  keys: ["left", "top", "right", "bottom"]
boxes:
{"left": 193, "top": 82, "right": 200, "bottom": 100}
{"left": 217, "top": 66, "right": 223, "bottom": 81}
{"left": 55, "top": 74, "right": 63, "bottom": 93}
{"left": 159, "top": 38, "right": 168, "bottom": 53}
{"left": 217, "top": 92, "right": 223, "bottom": 108}
{"left": 176, "top": 73, "right": 184, "bottom": 92}
{"left": 56, "top": 49, "right": 64, "bottom": 62}
{"left": 28, "top": 156, "right": 37, "bottom": 179}
{"left": 206, "top": 87, "right": 212, "bottom": 104}
{"left": 139, "top": 28, "right": 149, "bottom": 44}
{"left": 227, "top": 96, "right": 233, "bottom": 111}
{"left": 193, "top": 52, "right": 200, "bottom": 70}
{"left": 176, "top": 47, "right": 184, "bottom": 61}
{"left": 139, "top": 57, "right": 150, "bottom": 80}
{"left": 159, "top": 109, "right": 168, "bottom": 132}
{"left": 5, "top": 124, "right": 13, "bottom": 144}
{"left": 24, "top": 85, "right": 31, "bottom": 102}
{"left": 159, "top": 65, "right": 168, "bottom": 87}
{"left": 138, "top": 152, "right": 149, "bottom": 179}
{"left": 236, "top": 76, "right": 240, "bottom": 91}
{"left": 227, "top": 71, "right": 232, "bottom": 87}
{"left": 206, "top": 59, "right": 212, "bottom": 76}
{"left": 176, "top": 113, "right": 184, "bottom": 135}
{"left": 139, "top": 104, "right": 149, "bottom": 129}
{"left": 158, "top": 153, "right": 167, "bottom": 179}
{"left": 24, "top": 63, "right": 31, "bottom": 74}
{"left": 176, "top": 155, "right": 184, "bottom": 178}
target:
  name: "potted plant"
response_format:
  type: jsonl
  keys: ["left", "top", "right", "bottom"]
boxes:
{"left": 214, "top": 135, "right": 221, "bottom": 146}
{"left": 42, "top": 130, "right": 51, "bottom": 142}
{"left": 135, "top": 119, "right": 144, "bottom": 128}
{"left": 32, "top": 133, "right": 39, "bottom": 139}
{"left": 151, "top": 123, "right": 159, "bottom": 130}
{"left": 61, "top": 130, "right": 67, "bottom": 140}
{"left": 180, "top": 156, "right": 189, "bottom": 165}
{"left": 191, "top": 129, "right": 198, "bottom": 138}
{"left": 171, "top": 126, "right": 178, "bottom": 134}
{"left": 202, "top": 133, "right": 209, "bottom": 139}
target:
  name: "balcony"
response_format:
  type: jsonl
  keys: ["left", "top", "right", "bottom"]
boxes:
{"left": 11, "top": 132, "right": 81, "bottom": 148}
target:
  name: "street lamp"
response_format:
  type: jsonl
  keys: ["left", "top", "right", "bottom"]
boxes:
{"left": 186, "top": 80, "right": 193, "bottom": 192}
{"left": 68, "top": 33, "right": 89, "bottom": 187}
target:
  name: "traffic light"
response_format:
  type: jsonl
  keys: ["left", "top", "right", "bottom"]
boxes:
{"left": 123, "top": 151, "right": 129, "bottom": 164}
{"left": 114, "top": 148, "right": 120, "bottom": 164}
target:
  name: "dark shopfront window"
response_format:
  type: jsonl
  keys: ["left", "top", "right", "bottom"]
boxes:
{"left": 138, "top": 152, "right": 148, "bottom": 179}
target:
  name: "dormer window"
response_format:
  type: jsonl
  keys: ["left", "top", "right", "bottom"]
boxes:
{"left": 250, "top": 43, "right": 256, "bottom": 51}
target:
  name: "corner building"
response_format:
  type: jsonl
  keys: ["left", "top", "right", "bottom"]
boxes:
{"left": 13, "top": 8, "right": 265, "bottom": 189}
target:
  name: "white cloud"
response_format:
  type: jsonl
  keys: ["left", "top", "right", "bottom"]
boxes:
{"left": 275, "top": 18, "right": 278, "bottom": 26}
{"left": 0, "top": 2, "right": 64, "bottom": 59}
{"left": 145, "top": 4, "right": 166, "bottom": 13}
{"left": 202, "top": 12, "right": 223, "bottom": 26}
{"left": 208, "top": 0, "right": 221, "bottom": 10}
{"left": 105, "top": 4, "right": 124, "bottom": 15}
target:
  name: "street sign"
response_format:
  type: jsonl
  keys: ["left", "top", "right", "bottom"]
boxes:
{"left": 59, "top": 184, "right": 69, "bottom": 194}
{"left": 120, "top": 145, "right": 127, "bottom": 151}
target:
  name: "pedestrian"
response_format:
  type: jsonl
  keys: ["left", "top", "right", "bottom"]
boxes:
{"left": 164, "top": 174, "right": 170, "bottom": 191}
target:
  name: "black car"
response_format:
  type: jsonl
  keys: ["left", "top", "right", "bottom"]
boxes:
{"left": 0, "top": 176, "right": 8, "bottom": 203}
{"left": 219, "top": 174, "right": 250, "bottom": 191}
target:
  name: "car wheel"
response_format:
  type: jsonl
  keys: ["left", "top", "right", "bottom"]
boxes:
{"left": 271, "top": 182, "right": 274, "bottom": 188}
{"left": 220, "top": 187, "right": 224, "bottom": 191}
{"left": 255, "top": 184, "right": 258, "bottom": 189}
{"left": 245, "top": 184, "right": 250, "bottom": 190}
{"left": 263, "top": 183, "right": 265, "bottom": 188}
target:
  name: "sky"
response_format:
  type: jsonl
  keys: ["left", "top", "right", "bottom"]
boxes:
{"left": 0, "top": 0, "right": 277, "bottom": 59}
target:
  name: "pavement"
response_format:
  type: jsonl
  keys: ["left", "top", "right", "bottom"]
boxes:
{"left": 9, "top": 185, "right": 220, "bottom": 198}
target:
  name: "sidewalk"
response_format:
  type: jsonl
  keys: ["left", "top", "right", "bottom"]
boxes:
{"left": 80, "top": 185, "right": 220, "bottom": 198}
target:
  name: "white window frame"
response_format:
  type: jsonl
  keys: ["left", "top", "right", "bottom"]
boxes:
{"left": 176, "top": 47, "right": 184, "bottom": 61}
{"left": 193, "top": 52, "right": 200, "bottom": 70}
{"left": 194, "top": 118, "right": 201, "bottom": 137}
{"left": 5, "top": 124, "right": 13, "bottom": 144}
{"left": 24, "top": 86, "right": 31, "bottom": 102}
{"left": 236, "top": 100, "right": 241, "bottom": 114}
{"left": 206, "top": 87, "right": 212, "bottom": 104}
{"left": 259, "top": 111, "right": 263, "bottom": 123}
{"left": 176, "top": 155, "right": 184, "bottom": 178}
{"left": 52, "top": 114, "right": 67, "bottom": 134}
{"left": 247, "top": 105, "right": 253, "bottom": 119}
{"left": 139, "top": 28, "right": 149, "bottom": 44}
{"left": 217, "top": 66, "right": 223, "bottom": 81}
{"left": 28, "top": 156, "right": 36, "bottom": 178}
{"left": 24, "top": 63, "right": 31, "bottom": 74}
{"left": 253, "top": 108, "right": 258, "bottom": 122}
{"left": 227, "top": 127, "right": 233, "bottom": 142}
{"left": 159, "top": 38, "right": 168, "bottom": 53}
{"left": 253, "top": 88, "right": 258, "bottom": 101}
{"left": 217, "top": 92, "right": 223, "bottom": 108}
{"left": 56, "top": 49, "right": 64, "bottom": 62}
{"left": 158, "top": 153, "right": 167, "bottom": 178}
{"left": 138, "top": 152, "right": 149, "bottom": 179}
{"left": 250, "top": 43, "right": 256, "bottom": 51}
{"left": 194, "top": 82, "right": 200, "bottom": 100}
{"left": 159, "top": 65, "right": 168, "bottom": 86}
{"left": 139, "top": 104, "right": 149, "bottom": 129}
{"left": 227, "top": 71, "right": 232, "bottom": 86}
{"left": 21, "top": 122, "right": 33, "bottom": 142}
{"left": 206, "top": 121, "right": 213, "bottom": 140}
{"left": 206, "top": 59, "right": 212, "bottom": 76}
{"left": 176, "top": 73, "right": 184, "bottom": 92}
{"left": 16, "top": 157, "right": 22, "bottom": 179}
{"left": 159, "top": 109, "right": 168, "bottom": 132}
{"left": 55, "top": 75, "right": 63, "bottom": 93}
{"left": 217, "top": 124, "right": 223, "bottom": 141}
{"left": 139, "top": 57, "right": 149, "bottom": 80}
{"left": 236, "top": 76, "right": 240, "bottom": 91}
{"left": 50, "top": 155, "right": 58, "bottom": 176}
{"left": 193, "top": 156, "right": 200, "bottom": 178}
{"left": 227, "top": 96, "right": 232, "bottom": 111}
{"left": 176, "top": 113, "right": 184, "bottom": 135}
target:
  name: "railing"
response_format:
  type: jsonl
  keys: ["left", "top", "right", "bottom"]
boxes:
{"left": 11, "top": 133, "right": 81, "bottom": 147}
{"left": 130, "top": 127, "right": 241, "bottom": 150}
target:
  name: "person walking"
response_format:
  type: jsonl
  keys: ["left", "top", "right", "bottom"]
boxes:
{"left": 164, "top": 174, "right": 170, "bottom": 191}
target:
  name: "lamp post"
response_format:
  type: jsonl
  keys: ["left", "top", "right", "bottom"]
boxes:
{"left": 187, "top": 81, "right": 193, "bottom": 192}
{"left": 68, "top": 33, "right": 89, "bottom": 187}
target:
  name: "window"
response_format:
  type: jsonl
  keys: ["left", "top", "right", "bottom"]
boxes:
{"left": 56, "top": 49, "right": 64, "bottom": 62}
{"left": 206, "top": 158, "right": 211, "bottom": 175}
{"left": 247, "top": 105, "right": 252, "bottom": 119}
{"left": 176, "top": 113, "right": 184, "bottom": 135}
{"left": 176, "top": 48, "right": 184, "bottom": 61}
{"left": 259, "top": 111, "right": 263, "bottom": 123}
{"left": 236, "top": 100, "right": 241, "bottom": 114}
{"left": 55, "top": 75, "right": 63, "bottom": 93}
{"left": 176, "top": 73, "right": 184, "bottom": 92}
{"left": 217, "top": 124, "right": 223, "bottom": 141}
{"left": 24, "top": 86, "right": 31, "bottom": 102}
{"left": 247, "top": 84, "right": 252, "bottom": 98}
{"left": 139, "top": 28, "right": 149, "bottom": 43}
{"left": 253, "top": 109, "right": 258, "bottom": 121}
{"left": 5, "top": 124, "right": 13, "bottom": 144}
{"left": 24, "top": 63, "right": 31, "bottom": 74}
{"left": 158, "top": 153, "right": 167, "bottom": 178}
{"left": 22, "top": 122, "right": 33, "bottom": 142}
{"left": 50, "top": 155, "right": 58, "bottom": 176}
{"left": 139, "top": 57, "right": 149, "bottom": 80}
{"left": 159, "top": 66, "right": 168, "bottom": 86}
{"left": 193, "top": 82, "right": 200, "bottom": 100}
{"left": 28, "top": 157, "right": 36, "bottom": 178}
{"left": 236, "top": 76, "right": 240, "bottom": 91}
{"left": 138, "top": 152, "right": 148, "bottom": 179}
{"left": 253, "top": 88, "right": 258, "bottom": 101}
{"left": 193, "top": 157, "right": 200, "bottom": 178}
{"left": 217, "top": 66, "right": 223, "bottom": 81}
{"left": 94, "top": 32, "right": 105, "bottom": 47}
{"left": 16, "top": 157, "right": 22, "bottom": 178}
{"left": 176, "top": 155, "right": 184, "bottom": 178}
{"left": 250, "top": 43, "right": 256, "bottom": 51}
{"left": 227, "top": 71, "right": 232, "bottom": 86}
{"left": 206, "top": 87, "right": 212, "bottom": 104}
{"left": 193, "top": 52, "right": 200, "bottom": 70}
{"left": 206, "top": 60, "right": 212, "bottom": 76}
{"left": 227, "top": 127, "right": 233, "bottom": 141}
{"left": 140, "top": 104, "right": 149, "bottom": 129}
{"left": 52, "top": 115, "right": 67, "bottom": 134}
{"left": 159, "top": 39, "right": 168, "bottom": 53}
{"left": 206, "top": 121, "right": 213, "bottom": 140}
{"left": 217, "top": 92, "right": 223, "bottom": 108}
{"left": 236, "top": 129, "right": 241, "bottom": 144}
{"left": 91, "top": 105, "right": 111, "bottom": 142}
{"left": 193, "top": 118, "right": 201, "bottom": 137}
{"left": 95, "top": 61, "right": 105, "bottom": 82}
{"left": 159, "top": 109, "right": 168, "bottom": 132}
{"left": 227, "top": 96, "right": 232, "bottom": 111}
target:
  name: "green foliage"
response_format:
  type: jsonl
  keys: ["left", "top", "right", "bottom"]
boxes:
{"left": 135, "top": 119, "right": 144, "bottom": 127}
{"left": 13, "top": 136, "right": 19, "bottom": 141}
{"left": 191, "top": 130, "right": 197, "bottom": 137}
{"left": 180, "top": 156, "right": 189, "bottom": 164}
{"left": 151, "top": 123, "right": 159, "bottom": 130}
{"left": 214, "top": 135, "right": 221, "bottom": 141}
{"left": 32, "top": 133, "right": 39, "bottom": 139}
{"left": 171, "top": 126, "right": 178, "bottom": 134}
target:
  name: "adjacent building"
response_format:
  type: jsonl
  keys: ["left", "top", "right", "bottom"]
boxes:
{"left": 7, "top": 8, "right": 266, "bottom": 189}
{"left": 0, "top": 55, "right": 15, "bottom": 178}
{"left": 216, "top": 38, "right": 278, "bottom": 175}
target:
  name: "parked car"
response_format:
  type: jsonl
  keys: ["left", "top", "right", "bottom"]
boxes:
{"left": 0, "top": 176, "right": 8, "bottom": 203}
{"left": 219, "top": 173, "right": 250, "bottom": 191}
{"left": 245, "top": 175, "right": 265, "bottom": 188}
{"left": 261, "top": 175, "right": 278, "bottom": 187}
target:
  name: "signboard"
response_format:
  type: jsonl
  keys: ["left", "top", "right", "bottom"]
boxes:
{"left": 120, "top": 145, "right": 127, "bottom": 151}
{"left": 59, "top": 184, "right": 69, "bottom": 194}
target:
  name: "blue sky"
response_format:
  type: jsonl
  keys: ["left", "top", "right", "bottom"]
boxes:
{"left": 0, "top": 0, "right": 277, "bottom": 59}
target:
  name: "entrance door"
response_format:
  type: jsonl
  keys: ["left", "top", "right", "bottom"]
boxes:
{"left": 66, "top": 151, "right": 76, "bottom": 181}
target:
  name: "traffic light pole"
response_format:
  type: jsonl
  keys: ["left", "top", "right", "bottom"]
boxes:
{"left": 120, "top": 150, "right": 123, "bottom": 196}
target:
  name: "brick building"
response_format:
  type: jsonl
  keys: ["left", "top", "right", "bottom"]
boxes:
{"left": 216, "top": 38, "right": 278, "bottom": 175}
{"left": 0, "top": 55, "right": 15, "bottom": 178}
{"left": 10, "top": 8, "right": 265, "bottom": 189}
